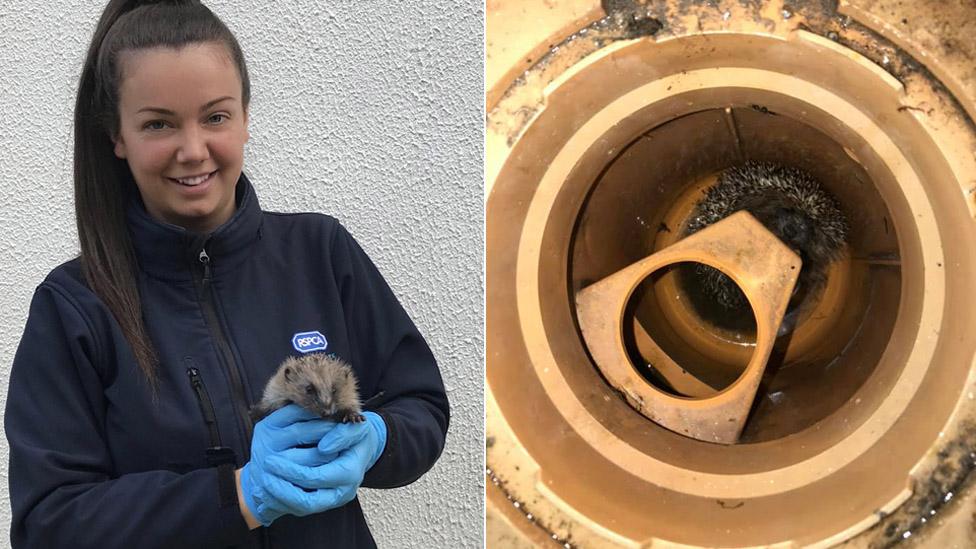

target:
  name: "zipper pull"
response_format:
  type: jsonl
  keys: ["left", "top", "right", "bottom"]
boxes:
{"left": 187, "top": 367, "right": 217, "bottom": 426}
{"left": 198, "top": 249, "right": 212, "bottom": 286}
{"left": 187, "top": 368, "right": 209, "bottom": 401}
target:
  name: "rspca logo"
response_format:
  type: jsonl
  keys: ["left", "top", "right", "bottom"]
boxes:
{"left": 292, "top": 331, "right": 328, "bottom": 353}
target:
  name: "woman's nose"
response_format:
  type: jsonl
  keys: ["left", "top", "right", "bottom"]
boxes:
{"left": 175, "top": 126, "right": 210, "bottom": 163}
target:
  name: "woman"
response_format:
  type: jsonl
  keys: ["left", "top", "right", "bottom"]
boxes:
{"left": 4, "top": 1, "right": 449, "bottom": 547}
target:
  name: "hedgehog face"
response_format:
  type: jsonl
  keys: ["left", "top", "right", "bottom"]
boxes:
{"left": 283, "top": 365, "right": 337, "bottom": 418}
{"left": 749, "top": 204, "right": 816, "bottom": 254}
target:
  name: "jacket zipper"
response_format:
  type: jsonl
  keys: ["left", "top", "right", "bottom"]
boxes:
{"left": 192, "top": 248, "right": 271, "bottom": 548}
{"left": 194, "top": 247, "right": 255, "bottom": 459}
{"left": 187, "top": 365, "right": 222, "bottom": 448}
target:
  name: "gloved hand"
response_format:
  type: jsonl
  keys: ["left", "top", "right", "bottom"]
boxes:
{"left": 238, "top": 404, "right": 337, "bottom": 526}
{"left": 319, "top": 411, "right": 386, "bottom": 470}
{"left": 261, "top": 411, "right": 387, "bottom": 504}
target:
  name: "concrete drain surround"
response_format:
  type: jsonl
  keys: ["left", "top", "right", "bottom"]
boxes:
{"left": 486, "top": 29, "right": 976, "bottom": 548}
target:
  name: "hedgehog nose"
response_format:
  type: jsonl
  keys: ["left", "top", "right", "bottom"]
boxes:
{"left": 776, "top": 212, "right": 813, "bottom": 248}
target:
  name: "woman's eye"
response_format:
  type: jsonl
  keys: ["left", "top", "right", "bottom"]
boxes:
{"left": 144, "top": 120, "right": 167, "bottom": 131}
{"left": 208, "top": 113, "right": 228, "bottom": 124}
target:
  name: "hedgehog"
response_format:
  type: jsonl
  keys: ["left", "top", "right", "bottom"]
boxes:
{"left": 250, "top": 354, "right": 365, "bottom": 423}
{"left": 683, "top": 161, "right": 848, "bottom": 330}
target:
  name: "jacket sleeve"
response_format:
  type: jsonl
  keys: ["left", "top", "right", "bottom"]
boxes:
{"left": 329, "top": 223, "right": 450, "bottom": 489}
{"left": 4, "top": 283, "right": 251, "bottom": 549}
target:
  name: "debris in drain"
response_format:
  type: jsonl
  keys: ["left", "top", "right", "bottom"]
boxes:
{"left": 486, "top": 466, "right": 577, "bottom": 548}
{"left": 865, "top": 421, "right": 976, "bottom": 548}
{"left": 658, "top": 222, "right": 672, "bottom": 233}
{"left": 717, "top": 500, "right": 745, "bottom": 509}
{"left": 750, "top": 104, "right": 778, "bottom": 115}
{"left": 600, "top": 0, "right": 665, "bottom": 37}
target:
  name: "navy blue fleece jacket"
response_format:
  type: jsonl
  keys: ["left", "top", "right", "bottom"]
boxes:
{"left": 5, "top": 175, "right": 449, "bottom": 548}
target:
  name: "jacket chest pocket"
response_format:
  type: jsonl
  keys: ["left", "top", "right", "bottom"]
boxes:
{"left": 184, "top": 358, "right": 239, "bottom": 471}
{"left": 110, "top": 359, "right": 238, "bottom": 474}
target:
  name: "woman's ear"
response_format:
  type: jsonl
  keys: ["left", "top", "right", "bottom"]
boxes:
{"left": 113, "top": 134, "right": 128, "bottom": 159}
{"left": 243, "top": 107, "right": 250, "bottom": 143}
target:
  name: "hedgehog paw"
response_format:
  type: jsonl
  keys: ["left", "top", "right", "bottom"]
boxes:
{"left": 340, "top": 411, "right": 365, "bottom": 423}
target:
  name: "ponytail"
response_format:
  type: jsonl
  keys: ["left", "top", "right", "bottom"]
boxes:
{"left": 74, "top": 0, "right": 251, "bottom": 391}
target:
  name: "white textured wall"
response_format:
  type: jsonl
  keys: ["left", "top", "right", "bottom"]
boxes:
{"left": 0, "top": 1, "right": 483, "bottom": 547}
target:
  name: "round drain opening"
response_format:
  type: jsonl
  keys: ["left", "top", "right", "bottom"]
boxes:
{"left": 622, "top": 261, "right": 759, "bottom": 398}
{"left": 572, "top": 105, "right": 900, "bottom": 443}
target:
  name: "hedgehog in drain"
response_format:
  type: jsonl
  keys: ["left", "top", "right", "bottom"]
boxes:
{"left": 683, "top": 161, "right": 848, "bottom": 332}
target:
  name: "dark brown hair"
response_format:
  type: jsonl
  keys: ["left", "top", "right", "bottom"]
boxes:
{"left": 75, "top": 0, "right": 251, "bottom": 389}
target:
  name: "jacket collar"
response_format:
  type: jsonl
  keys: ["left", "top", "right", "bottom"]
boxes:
{"left": 126, "top": 172, "right": 263, "bottom": 281}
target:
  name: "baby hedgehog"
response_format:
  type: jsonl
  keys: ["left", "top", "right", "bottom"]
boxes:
{"left": 684, "top": 161, "right": 848, "bottom": 322}
{"left": 251, "top": 354, "right": 364, "bottom": 423}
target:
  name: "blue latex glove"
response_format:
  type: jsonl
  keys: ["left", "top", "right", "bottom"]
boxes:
{"left": 319, "top": 411, "right": 386, "bottom": 470}
{"left": 262, "top": 411, "right": 387, "bottom": 499}
{"left": 239, "top": 404, "right": 336, "bottom": 526}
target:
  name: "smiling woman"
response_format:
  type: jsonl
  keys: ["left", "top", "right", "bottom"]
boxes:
{"left": 112, "top": 45, "right": 249, "bottom": 233}
{"left": 2, "top": 1, "right": 456, "bottom": 548}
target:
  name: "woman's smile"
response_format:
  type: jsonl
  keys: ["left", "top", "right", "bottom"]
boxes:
{"left": 167, "top": 169, "right": 220, "bottom": 196}
{"left": 169, "top": 170, "right": 217, "bottom": 187}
